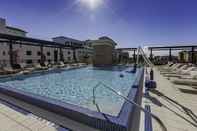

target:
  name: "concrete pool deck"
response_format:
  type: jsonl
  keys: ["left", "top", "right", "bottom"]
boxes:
{"left": 0, "top": 92, "right": 99, "bottom": 131}
{"left": 142, "top": 68, "right": 197, "bottom": 131}
{"left": 0, "top": 98, "right": 61, "bottom": 131}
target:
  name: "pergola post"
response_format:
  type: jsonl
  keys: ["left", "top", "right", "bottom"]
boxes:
{"left": 169, "top": 48, "right": 172, "bottom": 62}
{"left": 150, "top": 48, "right": 153, "bottom": 61}
{"left": 59, "top": 48, "right": 64, "bottom": 62}
{"left": 118, "top": 53, "right": 121, "bottom": 63}
{"left": 133, "top": 50, "right": 136, "bottom": 63}
{"left": 191, "top": 46, "right": 195, "bottom": 64}
{"left": 73, "top": 48, "right": 77, "bottom": 62}
{"left": 9, "top": 40, "right": 13, "bottom": 67}
{"left": 40, "top": 45, "right": 44, "bottom": 65}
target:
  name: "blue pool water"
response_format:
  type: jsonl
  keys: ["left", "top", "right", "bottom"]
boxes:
{"left": 0, "top": 66, "right": 137, "bottom": 116}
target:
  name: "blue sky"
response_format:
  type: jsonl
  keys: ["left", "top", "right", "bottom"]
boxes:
{"left": 0, "top": 0, "right": 197, "bottom": 48}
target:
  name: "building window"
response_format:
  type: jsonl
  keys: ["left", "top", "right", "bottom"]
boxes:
{"left": 26, "top": 51, "right": 32, "bottom": 56}
{"left": 2, "top": 51, "right": 6, "bottom": 56}
{"left": 47, "top": 52, "right": 50, "bottom": 56}
{"left": 37, "top": 59, "right": 41, "bottom": 63}
{"left": 68, "top": 51, "right": 71, "bottom": 55}
{"left": 48, "top": 59, "right": 51, "bottom": 63}
{"left": 37, "top": 51, "right": 41, "bottom": 56}
{"left": 26, "top": 60, "right": 33, "bottom": 64}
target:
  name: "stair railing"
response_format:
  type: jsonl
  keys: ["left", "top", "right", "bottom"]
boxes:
{"left": 92, "top": 82, "right": 167, "bottom": 131}
{"left": 136, "top": 46, "right": 154, "bottom": 68}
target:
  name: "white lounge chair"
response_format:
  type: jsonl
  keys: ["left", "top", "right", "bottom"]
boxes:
{"left": 0, "top": 68, "right": 7, "bottom": 75}
{"left": 34, "top": 64, "right": 48, "bottom": 70}
{"left": 171, "top": 71, "right": 197, "bottom": 85}
{"left": 18, "top": 63, "right": 35, "bottom": 74}
{"left": 160, "top": 64, "right": 185, "bottom": 74}
{"left": 163, "top": 66, "right": 196, "bottom": 77}
{"left": 158, "top": 63, "right": 174, "bottom": 70}
{"left": 57, "top": 61, "right": 66, "bottom": 68}
{"left": 3, "top": 66, "right": 21, "bottom": 74}
{"left": 159, "top": 63, "right": 181, "bottom": 71}
{"left": 171, "top": 78, "right": 197, "bottom": 86}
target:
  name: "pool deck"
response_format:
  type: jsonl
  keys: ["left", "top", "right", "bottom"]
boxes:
{"left": 0, "top": 98, "right": 60, "bottom": 131}
{"left": 0, "top": 92, "right": 99, "bottom": 131}
{"left": 142, "top": 67, "right": 197, "bottom": 131}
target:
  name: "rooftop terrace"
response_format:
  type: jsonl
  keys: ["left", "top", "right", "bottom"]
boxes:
{"left": 142, "top": 67, "right": 197, "bottom": 131}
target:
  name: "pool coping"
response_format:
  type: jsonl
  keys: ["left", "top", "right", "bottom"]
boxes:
{"left": 0, "top": 67, "right": 144, "bottom": 131}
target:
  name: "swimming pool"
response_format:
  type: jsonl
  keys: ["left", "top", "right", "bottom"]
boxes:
{"left": 0, "top": 66, "right": 144, "bottom": 131}
{"left": 0, "top": 66, "right": 135, "bottom": 115}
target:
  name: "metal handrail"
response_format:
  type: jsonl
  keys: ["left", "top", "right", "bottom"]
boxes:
{"left": 92, "top": 82, "right": 167, "bottom": 131}
{"left": 139, "top": 47, "right": 153, "bottom": 67}
{"left": 137, "top": 46, "right": 154, "bottom": 68}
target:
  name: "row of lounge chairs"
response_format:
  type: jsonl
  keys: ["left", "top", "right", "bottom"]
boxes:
{"left": 158, "top": 63, "right": 197, "bottom": 86}
{"left": 0, "top": 62, "right": 88, "bottom": 76}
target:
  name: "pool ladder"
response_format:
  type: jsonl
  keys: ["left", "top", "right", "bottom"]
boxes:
{"left": 92, "top": 82, "right": 167, "bottom": 131}
{"left": 136, "top": 46, "right": 154, "bottom": 68}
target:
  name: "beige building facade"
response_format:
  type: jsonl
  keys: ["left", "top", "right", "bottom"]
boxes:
{"left": 53, "top": 36, "right": 93, "bottom": 63}
{"left": 90, "top": 37, "right": 117, "bottom": 66}
{"left": 0, "top": 18, "right": 89, "bottom": 68}
{"left": 0, "top": 41, "right": 74, "bottom": 67}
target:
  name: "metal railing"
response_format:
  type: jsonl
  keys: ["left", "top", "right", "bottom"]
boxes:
{"left": 92, "top": 82, "right": 167, "bottom": 131}
{"left": 137, "top": 46, "right": 154, "bottom": 68}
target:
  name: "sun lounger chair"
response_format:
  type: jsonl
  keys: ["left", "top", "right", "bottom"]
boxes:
{"left": 67, "top": 63, "right": 79, "bottom": 69}
{"left": 44, "top": 61, "right": 48, "bottom": 66}
{"left": 158, "top": 63, "right": 174, "bottom": 70}
{"left": 63, "top": 63, "right": 70, "bottom": 68}
{"left": 159, "top": 63, "right": 176, "bottom": 69}
{"left": 0, "top": 69, "right": 7, "bottom": 75}
{"left": 78, "top": 63, "right": 87, "bottom": 67}
{"left": 19, "top": 63, "right": 26, "bottom": 69}
{"left": 163, "top": 66, "right": 197, "bottom": 77}
{"left": 159, "top": 63, "right": 181, "bottom": 71}
{"left": 160, "top": 64, "right": 185, "bottom": 74}
{"left": 171, "top": 70, "right": 197, "bottom": 85}
{"left": 20, "top": 63, "right": 35, "bottom": 70}
{"left": 57, "top": 61, "right": 66, "bottom": 68}
{"left": 44, "top": 61, "right": 52, "bottom": 68}
{"left": 3, "top": 66, "right": 20, "bottom": 74}
{"left": 34, "top": 64, "right": 48, "bottom": 70}
{"left": 49, "top": 61, "right": 58, "bottom": 69}
{"left": 171, "top": 78, "right": 197, "bottom": 86}
{"left": 18, "top": 63, "right": 35, "bottom": 74}
{"left": 70, "top": 63, "right": 77, "bottom": 67}
{"left": 162, "top": 65, "right": 192, "bottom": 75}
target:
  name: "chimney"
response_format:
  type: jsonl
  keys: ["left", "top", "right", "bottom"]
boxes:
{"left": 0, "top": 18, "right": 6, "bottom": 26}
{"left": 0, "top": 18, "right": 6, "bottom": 33}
